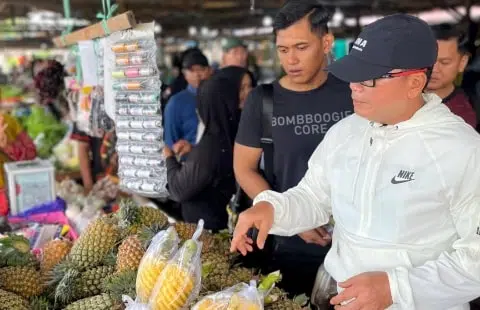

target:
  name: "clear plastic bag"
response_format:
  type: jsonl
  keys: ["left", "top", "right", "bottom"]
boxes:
{"left": 135, "top": 226, "right": 180, "bottom": 303}
{"left": 193, "top": 280, "right": 263, "bottom": 310}
{"left": 115, "top": 92, "right": 159, "bottom": 104}
{"left": 116, "top": 118, "right": 163, "bottom": 130}
{"left": 117, "top": 104, "right": 161, "bottom": 117}
{"left": 90, "top": 86, "right": 115, "bottom": 137}
{"left": 76, "top": 87, "right": 94, "bottom": 135}
{"left": 311, "top": 263, "right": 338, "bottom": 310}
{"left": 117, "top": 141, "right": 164, "bottom": 155}
{"left": 119, "top": 166, "right": 167, "bottom": 179}
{"left": 148, "top": 219, "right": 205, "bottom": 310}
{"left": 117, "top": 129, "right": 163, "bottom": 142}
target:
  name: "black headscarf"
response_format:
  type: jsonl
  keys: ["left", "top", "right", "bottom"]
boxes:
{"left": 197, "top": 75, "right": 240, "bottom": 151}
{"left": 216, "top": 66, "right": 257, "bottom": 90}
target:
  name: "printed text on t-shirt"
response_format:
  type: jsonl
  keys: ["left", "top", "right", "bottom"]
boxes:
{"left": 272, "top": 111, "right": 353, "bottom": 136}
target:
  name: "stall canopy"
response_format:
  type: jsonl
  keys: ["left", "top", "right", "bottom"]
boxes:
{"left": 1, "top": 0, "right": 480, "bottom": 43}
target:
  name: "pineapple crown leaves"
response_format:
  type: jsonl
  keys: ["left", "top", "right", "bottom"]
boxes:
{"left": 0, "top": 234, "right": 39, "bottom": 268}
{"left": 101, "top": 270, "right": 137, "bottom": 302}
{"left": 30, "top": 295, "right": 54, "bottom": 310}
{"left": 46, "top": 259, "right": 78, "bottom": 291}
{"left": 0, "top": 234, "right": 31, "bottom": 254}
{"left": 117, "top": 198, "right": 139, "bottom": 228}
{"left": 137, "top": 223, "right": 168, "bottom": 249}
{"left": 54, "top": 268, "right": 81, "bottom": 305}
{"left": 101, "top": 248, "right": 118, "bottom": 267}
{"left": 258, "top": 270, "right": 282, "bottom": 297}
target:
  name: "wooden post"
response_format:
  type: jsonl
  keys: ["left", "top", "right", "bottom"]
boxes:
{"left": 53, "top": 11, "right": 136, "bottom": 48}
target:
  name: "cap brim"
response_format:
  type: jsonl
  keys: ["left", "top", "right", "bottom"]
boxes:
{"left": 327, "top": 54, "right": 393, "bottom": 83}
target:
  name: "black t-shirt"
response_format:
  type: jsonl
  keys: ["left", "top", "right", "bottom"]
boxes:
{"left": 236, "top": 74, "right": 353, "bottom": 192}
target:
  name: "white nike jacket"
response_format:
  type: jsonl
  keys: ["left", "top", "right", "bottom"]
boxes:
{"left": 254, "top": 94, "right": 480, "bottom": 310}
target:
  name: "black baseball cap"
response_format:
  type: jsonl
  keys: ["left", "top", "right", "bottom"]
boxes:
{"left": 182, "top": 51, "right": 209, "bottom": 69}
{"left": 327, "top": 14, "right": 438, "bottom": 83}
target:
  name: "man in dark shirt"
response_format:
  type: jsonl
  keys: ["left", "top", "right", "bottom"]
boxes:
{"left": 234, "top": 0, "right": 353, "bottom": 295}
{"left": 164, "top": 51, "right": 212, "bottom": 156}
{"left": 426, "top": 24, "right": 477, "bottom": 128}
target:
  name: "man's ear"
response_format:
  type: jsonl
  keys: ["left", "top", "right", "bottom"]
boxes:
{"left": 458, "top": 53, "right": 470, "bottom": 73}
{"left": 323, "top": 33, "right": 334, "bottom": 54}
{"left": 408, "top": 73, "right": 428, "bottom": 98}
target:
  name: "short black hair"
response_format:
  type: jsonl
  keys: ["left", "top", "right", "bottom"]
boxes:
{"left": 431, "top": 23, "right": 469, "bottom": 54}
{"left": 273, "top": 0, "right": 331, "bottom": 37}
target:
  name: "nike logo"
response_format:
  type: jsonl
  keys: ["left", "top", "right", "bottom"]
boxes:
{"left": 391, "top": 170, "right": 415, "bottom": 185}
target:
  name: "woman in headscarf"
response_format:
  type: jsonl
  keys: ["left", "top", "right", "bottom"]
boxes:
{"left": 216, "top": 66, "right": 256, "bottom": 109}
{"left": 162, "top": 71, "right": 252, "bottom": 231}
{"left": 195, "top": 66, "right": 255, "bottom": 144}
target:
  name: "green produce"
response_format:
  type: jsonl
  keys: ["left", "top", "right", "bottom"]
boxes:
{"left": 22, "top": 105, "right": 68, "bottom": 159}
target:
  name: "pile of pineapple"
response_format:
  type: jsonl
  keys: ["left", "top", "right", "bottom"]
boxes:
{"left": 0, "top": 199, "right": 308, "bottom": 310}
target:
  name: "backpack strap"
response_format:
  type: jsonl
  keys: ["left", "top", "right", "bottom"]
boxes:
{"left": 260, "top": 84, "right": 275, "bottom": 187}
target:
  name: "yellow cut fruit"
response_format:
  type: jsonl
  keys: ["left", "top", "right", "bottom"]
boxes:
{"left": 136, "top": 258, "right": 167, "bottom": 302}
{"left": 150, "top": 264, "right": 195, "bottom": 310}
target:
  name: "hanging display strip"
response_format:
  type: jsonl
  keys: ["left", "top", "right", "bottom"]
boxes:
{"left": 106, "top": 22, "right": 168, "bottom": 197}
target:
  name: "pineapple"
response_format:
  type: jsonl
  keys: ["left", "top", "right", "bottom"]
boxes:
{"left": 116, "top": 224, "right": 166, "bottom": 273}
{"left": 149, "top": 239, "right": 199, "bottom": 310}
{"left": 174, "top": 222, "right": 215, "bottom": 253}
{"left": 202, "top": 252, "right": 231, "bottom": 274}
{"left": 102, "top": 270, "right": 137, "bottom": 301}
{"left": 265, "top": 298, "right": 303, "bottom": 310}
{"left": 74, "top": 266, "right": 115, "bottom": 300}
{"left": 0, "top": 289, "right": 30, "bottom": 310}
{"left": 40, "top": 239, "right": 72, "bottom": 273}
{"left": 116, "top": 235, "right": 144, "bottom": 272}
{"left": 136, "top": 227, "right": 179, "bottom": 303}
{"left": 118, "top": 199, "right": 168, "bottom": 234}
{"left": 0, "top": 266, "right": 43, "bottom": 298}
{"left": 264, "top": 287, "right": 288, "bottom": 305}
{"left": 202, "top": 267, "right": 254, "bottom": 292}
{"left": 54, "top": 265, "right": 115, "bottom": 304}
{"left": 68, "top": 216, "right": 120, "bottom": 270}
{"left": 63, "top": 293, "right": 122, "bottom": 310}
{"left": 265, "top": 291, "right": 309, "bottom": 310}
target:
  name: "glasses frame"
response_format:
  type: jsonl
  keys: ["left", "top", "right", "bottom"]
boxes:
{"left": 360, "top": 68, "right": 428, "bottom": 87}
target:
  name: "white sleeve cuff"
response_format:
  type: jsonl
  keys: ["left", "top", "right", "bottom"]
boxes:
{"left": 253, "top": 190, "right": 290, "bottom": 236}
{"left": 386, "top": 268, "right": 414, "bottom": 309}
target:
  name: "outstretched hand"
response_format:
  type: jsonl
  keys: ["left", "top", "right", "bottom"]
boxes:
{"left": 230, "top": 201, "right": 274, "bottom": 256}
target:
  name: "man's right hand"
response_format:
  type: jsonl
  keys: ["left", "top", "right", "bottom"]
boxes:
{"left": 299, "top": 227, "right": 332, "bottom": 247}
{"left": 230, "top": 201, "right": 274, "bottom": 256}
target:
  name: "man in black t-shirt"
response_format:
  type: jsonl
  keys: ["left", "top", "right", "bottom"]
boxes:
{"left": 234, "top": 0, "right": 353, "bottom": 296}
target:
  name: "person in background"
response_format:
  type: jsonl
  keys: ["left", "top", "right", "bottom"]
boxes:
{"left": 163, "top": 51, "right": 212, "bottom": 157}
{"left": 163, "top": 72, "right": 251, "bottom": 231}
{"left": 195, "top": 66, "right": 256, "bottom": 143}
{"left": 71, "top": 127, "right": 118, "bottom": 194}
{"left": 426, "top": 24, "right": 477, "bottom": 128}
{"left": 0, "top": 114, "right": 36, "bottom": 215}
{"left": 33, "top": 60, "right": 69, "bottom": 121}
{"left": 234, "top": 0, "right": 353, "bottom": 295}
{"left": 221, "top": 38, "right": 249, "bottom": 69}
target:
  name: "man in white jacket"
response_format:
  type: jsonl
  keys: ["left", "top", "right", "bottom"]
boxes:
{"left": 230, "top": 13, "right": 480, "bottom": 310}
